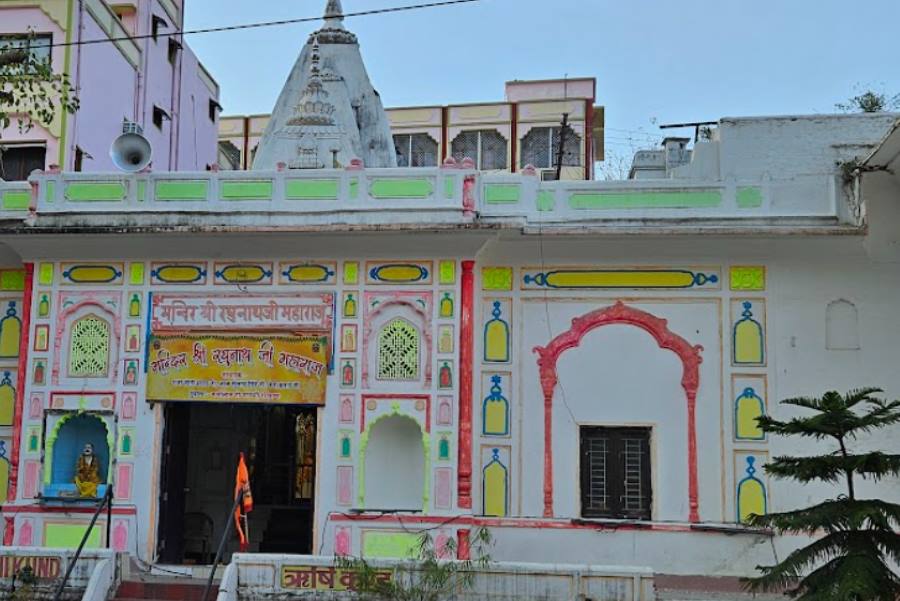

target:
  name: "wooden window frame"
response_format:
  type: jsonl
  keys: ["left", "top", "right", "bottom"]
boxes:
{"left": 579, "top": 426, "right": 652, "bottom": 520}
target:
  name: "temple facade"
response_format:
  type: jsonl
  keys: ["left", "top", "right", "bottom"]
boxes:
{"left": 0, "top": 2, "right": 898, "bottom": 600}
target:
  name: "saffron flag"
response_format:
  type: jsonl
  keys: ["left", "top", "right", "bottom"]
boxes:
{"left": 234, "top": 452, "right": 254, "bottom": 552}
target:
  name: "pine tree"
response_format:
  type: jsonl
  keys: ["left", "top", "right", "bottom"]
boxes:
{"left": 742, "top": 388, "right": 900, "bottom": 601}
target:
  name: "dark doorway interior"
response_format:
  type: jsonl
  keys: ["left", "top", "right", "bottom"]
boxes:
{"left": 157, "top": 403, "right": 318, "bottom": 564}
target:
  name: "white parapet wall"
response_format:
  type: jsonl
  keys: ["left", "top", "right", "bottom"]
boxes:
{"left": 0, "top": 547, "right": 115, "bottom": 601}
{"left": 228, "top": 553, "right": 654, "bottom": 601}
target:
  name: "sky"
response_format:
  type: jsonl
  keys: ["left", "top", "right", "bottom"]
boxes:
{"left": 183, "top": 0, "right": 900, "bottom": 162}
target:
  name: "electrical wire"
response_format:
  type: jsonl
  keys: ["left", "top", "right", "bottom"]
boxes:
{"left": 15, "top": 0, "right": 482, "bottom": 51}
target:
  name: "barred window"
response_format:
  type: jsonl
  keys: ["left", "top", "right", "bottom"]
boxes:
{"left": 580, "top": 426, "right": 651, "bottom": 520}
{"left": 451, "top": 130, "right": 508, "bottom": 170}
{"left": 393, "top": 133, "right": 438, "bottom": 167}
{"left": 68, "top": 315, "right": 111, "bottom": 378}
{"left": 520, "top": 125, "right": 581, "bottom": 169}
{"left": 377, "top": 318, "right": 420, "bottom": 381}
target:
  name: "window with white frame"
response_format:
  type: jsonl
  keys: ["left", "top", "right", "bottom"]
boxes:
{"left": 0, "top": 34, "right": 52, "bottom": 70}
{"left": 451, "top": 129, "right": 508, "bottom": 170}
{"left": 393, "top": 133, "right": 438, "bottom": 167}
{"left": 520, "top": 125, "right": 582, "bottom": 169}
{"left": 377, "top": 318, "right": 420, "bottom": 381}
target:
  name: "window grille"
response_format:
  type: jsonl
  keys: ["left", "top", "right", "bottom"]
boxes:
{"left": 377, "top": 318, "right": 420, "bottom": 381}
{"left": 580, "top": 426, "right": 651, "bottom": 520}
{"left": 451, "top": 130, "right": 508, "bottom": 170}
{"left": 393, "top": 134, "right": 438, "bottom": 167}
{"left": 520, "top": 126, "right": 582, "bottom": 169}
{"left": 68, "top": 315, "right": 111, "bottom": 378}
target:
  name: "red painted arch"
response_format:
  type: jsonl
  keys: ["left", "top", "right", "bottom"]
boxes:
{"left": 533, "top": 301, "right": 703, "bottom": 522}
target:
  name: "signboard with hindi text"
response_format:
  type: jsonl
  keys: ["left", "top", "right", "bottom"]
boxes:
{"left": 146, "top": 335, "right": 328, "bottom": 404}
{"left": 151, "top": 293, "right": 333, "bottom": 331}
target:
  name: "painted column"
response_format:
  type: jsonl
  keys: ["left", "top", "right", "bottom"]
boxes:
{"left": 539, "top": 370, "right": 557, "bottom": 518}
{"left": 457, "top": 260, "right": 474, "bottom": 509}
{"left": 4, "top": 263, "right": 33, "bottom": 544}
{"left": 456, "top": 528, "right": 470, "bottom": 561}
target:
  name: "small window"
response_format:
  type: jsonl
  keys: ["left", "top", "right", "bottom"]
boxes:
{"left": 152, "top": 105, "right": 169, "bottom": 130}
{"left": 208, "top": 99, "right": 222, "bottom": 122}
{"left": 74, "top": 146, "right": 84, "bottom": 172}
{"left": 0, "top": 146, "right": 46, "bottom": 181}
{"left": 393, "top": 133, "right": 438, "bottom": 167}
{"left": 377, "top": 318, "right": 420, "bottom": 381}
{"left": 68, "top": 315, "right": 111, "bottom": 378}
{"left": 0, "top": 33, "right": 52, "bottom": 69}
{"left": 151, "top": 15, "right": 168, "bottom": 42}
{"left": 520, "top": 125, "right": 581, "bottom": 169}
{"left": 167, "top": 38, "right": 181, "bottom": 65}
{"left": 580, "top": 426, "right": 651, "bottom": 520}
{"left": 451, "top": 129, "right": 508, "bottom": 170}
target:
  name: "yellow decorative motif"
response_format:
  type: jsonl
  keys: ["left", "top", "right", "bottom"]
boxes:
{"left": 737, "top": 456, "right": 767, "bottom": 524}
{"left": 153, "top": 265, "right": 205, "bottom": 284}
{"left": 0, "top": 308, "right": 21, "bottom": 360}
{"left": 483, "top": 449, "right": 508, "bottom": 517}
{"left": 218, "top": 265, "right": 269, "bottom": 284}
{"left": 283, "top": 264, "right": 333, "bottom": 284}
{"left": 0, "top": 374, "right": 14, "bottom": 426}
{"left": 730, "top": 266, "right": 766, "bottom": 291}
{"left": 62, "top": 264, "right": 123, "bottom": 284}
{"left": 482, "top": 267, "right": 513, "bottom": 291}
{"left": 0, "top": 460, "right": 7, "bottom": 501}
{"left": 735, "top": 388, "right": 764, "bottom": 440}
{"left": 734, "top": 301, "right": 764, "bottom": 365}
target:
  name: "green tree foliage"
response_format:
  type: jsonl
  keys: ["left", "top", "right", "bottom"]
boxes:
{"left": 742, "top": 388, "right": 900, "bottom": 601}
{"left": 835, "top": 87, "right": 900, "bottom": 113}
{"left": 0, "top": 33, "right": 79, "bottom": 137}
{"left": 337, "top": 527, "right": 493, "bottom": 601}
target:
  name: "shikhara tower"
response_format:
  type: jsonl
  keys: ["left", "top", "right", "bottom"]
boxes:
{"left": 251, "top": 0, "right": 397, "bottom": 170}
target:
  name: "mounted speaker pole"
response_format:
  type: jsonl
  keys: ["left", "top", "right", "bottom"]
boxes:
{"left": 110, "top": 121, "right": 152, "bottom": 172}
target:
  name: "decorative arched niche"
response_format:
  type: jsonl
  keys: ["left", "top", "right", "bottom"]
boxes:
{"left": 533, "top": 301, "right": 703, "bottom": 521}
{"left": 43, "top": 412, "right": 114, "bottom": 499}
{"left": 359, "top": 410, "right": 430, "bottom": 511}
{"left": 826, "top": 299, "right": 860, "bottom": 350}
{"left": 53, "top": 295, "right": 121, "bottom": 385}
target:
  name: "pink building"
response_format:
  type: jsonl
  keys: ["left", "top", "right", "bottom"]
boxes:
{"left": 0, "top": 0, "right": 220, "bottom": 179}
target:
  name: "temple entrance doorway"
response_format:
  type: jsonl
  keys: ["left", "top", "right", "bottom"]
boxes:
{"left": 157, "top": 403, "right": 318, "bottom": 564}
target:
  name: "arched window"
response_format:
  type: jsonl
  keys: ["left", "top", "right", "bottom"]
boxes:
{"left": 68, "top": 315, "right": 111, "bottom": 378}
{"left": 826, "top": 299, "right": 860, "bottom": 350}
{"left": 377, "top": 318, "right": 420, "bottom": 381}
{"left": 363, "top": 415, "right": 425, "bottom": 510}
{"left": 520, "top": 125, "right": 581, "bottom": 169}
{"left": 393, "top": 133, "right": 438, "bottom": 167}
{"left": 451, "top": 130, "right": 508, "bottom": 170}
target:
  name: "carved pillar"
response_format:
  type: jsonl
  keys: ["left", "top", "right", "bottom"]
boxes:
{"left": 540, "top": 368, "right": 557, "bottom": 518}
{"left": 457, "top": 260, "right": 474, "bottom": 509}
{"left": 456, "top": 528, "right": 470, "bottom": 560}
{"left": 686, "top": 389, "right": 699, "bottom": 522}
{"left": 8, "top": 262, "right": 33, "bottom": 506}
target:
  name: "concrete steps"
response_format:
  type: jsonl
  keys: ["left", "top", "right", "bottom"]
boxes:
{"left": 113, "top": 579, "right": 217, "bottom": 601}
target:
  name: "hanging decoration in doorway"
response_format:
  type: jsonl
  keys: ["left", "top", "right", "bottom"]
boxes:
{"left": 146, "top": 335, "right": 329, "bottom": 404}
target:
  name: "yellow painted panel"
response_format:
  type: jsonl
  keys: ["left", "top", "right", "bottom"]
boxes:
{"left": 373, "top": 265, "right": 425, "bottom": 283}
{"left": 483, "top": 461, "right": 507, "bottom": 517}
{"left": 343, "top": 262, "right": 359, "bottom": 285}
{"left": 736, "top": 393, "right": 764, "bottom": 440}
{"left": 0, "top": 460, "right": 8, "bottom": 501}
{"left": 0, "top": 319, "right": 21, "bottom": 359}
{"left": 484, "top": 401, "right": 507, "bottom": 436}
{"left": 484, "top": 321, "right": 509, "bottom": 363}
{"left": 0, "top": 383, "right": 14, "bottom": 426}
{"left": 738, "top": 479, "right": 765, "bottom": 524}
{"left": 155, "top": 265, "right": 203, "bottom": 283}
{"left": 735, "top": 321, "right": 763, "bottom": 364}
{"left": 285, "top": 265, "right": 331, "bottom": 283}
{"left": 219, "top": 265, "right": 267, "bottom": 283}
{"left": 547, "top": 270, "right": 695, "bottom": 288}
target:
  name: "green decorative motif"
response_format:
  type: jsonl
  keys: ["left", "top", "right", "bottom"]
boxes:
{"left": 362, "top": 531, "right": 420, "bottom": 559}
{"left": 285, "top": 179, "right": 339, "bottom": 200}
{"left": 484, "top": 184, "right": 520, "bottom": 204}
{"left": 369, "top": 178, "right": 433, "bottom": 199}
{"left": 736, "top": 186, "right": 763, "bottom": 208}
{"left": 1, "top": 190, "right": 29, "bottom": 210}
{"left": 568, "top": 189, "right": 721, "bottom": 210}
{"left": 64, "top": 182, "right": 127, "bottom": 202}
{"left": 136, "top": 179, "right": 146, "bottom": 202}
{"left": 68, "top": 315, "right": 111, "bottom": 378}
{"left": 482, "top": 267, "right": 513, "bottom": 291}
{"left": 38, "top": 263, "right": 54, "bottom": 285}
{"left": 536, "top": 190, "right": 555, "bottom": 211}
{"left": 220, "top": 180, "right": 273, "bottom": 201}
{"left": 443, "top": 176, "right": 455, "bottom": 199}
{"left": 155, "top": 180, "right": 209, "bottom": 201}
{"left": 45, "top": 180, "right": 55, "bottom": 203}
{"left": 129, "top": 263, "right": 145, "bottom": 286}
{"left": 377, "top": 319, "right": 420, "bottom": 381}
{"left": 730, "top": 266, "right": 766, "bottom": 291}
{"left": 439, "top": 260, "right": 456, "bottom": 285}
{"left": 0, "top": 270, "right": 25, "bottom": 291}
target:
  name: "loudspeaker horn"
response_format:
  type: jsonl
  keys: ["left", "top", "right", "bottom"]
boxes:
{"left": 110, "top": 122, "right": 152, "bottom": 172}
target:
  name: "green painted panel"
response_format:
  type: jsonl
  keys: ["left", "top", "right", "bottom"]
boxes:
{"left": 0, "top": 270, "right": 25, "bottom": 291}
{"left": 736, "top": 186, "right": 763, "bottom": 208}
{"left": 362, "top": 531, "right": 419, "bottom": 559}
{"left": 569, "top": 189, "right": 721, "bottom": 210}
{"left": 285, "top": 179, "right": 339, "bottom": 200}
{"left": 155, "top": 180, "right": 209, "bottom": 201}
{"left": 136, "top": 180, "right": 146, "bottom": 202}
{"left": 484, "top": 184, "right": 520, "bottom": 204}
{"left": 65, "top": 182, "right": 126, "bottom": 202}
{"left": 45, "top": 180, "right": 55, "bottom": 203}
{"left": 1, "top": 190, "right": 29, "bottom": 210}
{"left": 369, "top": 178, "right": 433, "bottom": 199}
{"left": 443, "top": 176, "right": 455, "bottom": 199}
{"left": 220, "top": 180, "right": 273, "bottom": 201}
{"left": 536, "top": 190, "right": 555, "bottom": 212}
{"left": 349, "top": 178, "right": 359, "bottom": 199}
{"left": 44, "top": 523, "right": 102, "bottom": 549}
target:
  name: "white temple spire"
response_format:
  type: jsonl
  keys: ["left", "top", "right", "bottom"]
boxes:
{"left": 324, "top": 0, "right": 344, "bottom": 24}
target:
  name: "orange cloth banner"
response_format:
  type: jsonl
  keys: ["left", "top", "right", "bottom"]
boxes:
{"left": 234, "top": 452, "right": 253, "bottom": 552}
{"left": 146, "top": 335, "right": 328, "bottom": 404}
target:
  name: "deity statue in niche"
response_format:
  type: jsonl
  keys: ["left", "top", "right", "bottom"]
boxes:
{"left": 74, "top": 443, "right": 102, "bottom": 497}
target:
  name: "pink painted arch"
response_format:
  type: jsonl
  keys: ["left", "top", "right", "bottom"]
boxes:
{"left": 533, "top": 301, "right": 703, "bottom": 522}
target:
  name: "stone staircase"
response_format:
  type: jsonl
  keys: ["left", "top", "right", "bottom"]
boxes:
{"left": 113, "top": 577, "right": 217, "bottom": 601}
